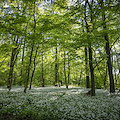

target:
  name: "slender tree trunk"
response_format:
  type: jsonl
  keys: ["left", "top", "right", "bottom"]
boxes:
{"left": 24, "top": 2, "right": 36, "bottom": 93}
{"left": 29, "top": 46, "right": 38, "bottom": 90}
{"left": 105, "top": 38, "right": 115, "bottom": 93}
{"left": 13, "top": 69, "right": 17, "bottom": 85}
{"left": 41, "top": 50, "right": 44, "bottom": 87}
{"left": 102, "top": 12, "right": 115, "bottom": 93}
{"left": 78, "top": 70, "right": 82, "bottom": 86}
{"left": 67, "top": 52, "right": 70, "bottom": 85}
{"left": 20, "top": 40, "right": 25, "bottom": 86}
{"left": 85, "top": 47, "right": 90, "bottom": 88}
{"left": 13, "top": 75, "right": 16, "bottom": 85}
{"left": 89, "top": 46, "right": 95, "bottom": 96}
{"left": 55, "top": 46, "right": 58, "bottom": 85}
{"left": 7, "top": 50, "right": 14, "bottom": 90}
{"left": 24, "top": 44, "right": 34, "bottom": 93}
{"left": 104, "top": 62, "right": 107, "bottom": 89}
{"left": 114, "top": 70, "right": 117, "bottom": 86}
{"left": 84, "top": 0, "right": 95, "bottom": 96}
{"left": 113, "top": 50, "right": 117, "bottom": 85}
{"left": 82, "top": 18, "right": 90, "bottom": 88}
{"left": 7, "top": 45, "right": 19, "bottom": 91}
{"left": 64, "top": 51, "right": 68, "bottom": 89}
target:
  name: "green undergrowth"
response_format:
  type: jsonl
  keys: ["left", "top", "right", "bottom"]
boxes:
{"left": 0, "top": 86, "right": 120, "bottom": 120}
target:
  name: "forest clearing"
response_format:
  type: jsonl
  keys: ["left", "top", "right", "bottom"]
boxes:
{"left": 0, "top": 86, "right": 120, "bottom": 120}
{"left": 0, "top": 0, "right": 120, "bottom": 119}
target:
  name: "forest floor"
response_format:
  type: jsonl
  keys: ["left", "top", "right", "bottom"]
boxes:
{"left": 0, "top": 86, "right": 120, "bottom": 120}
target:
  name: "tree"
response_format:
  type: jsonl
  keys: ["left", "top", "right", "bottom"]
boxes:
{"left": 0, "top": 0, "right": 120, "bottom": 93}
{"left": 24, "top": 1, "right": 36, "bottom": 93}
{"left": 54, "top": 45, "right": 58, "bottom": 86}
{"left": 7, "top": 37, "right": 20, "bottom": 90}
{"left": 29, "top": 45, "right": 39, "bottom": 89}
{"left": 85, "top": 47, "right": 90, "bottom": 88}
{"left": 100, "top": 0, "right": 116, "bottom": 93}
{"left": 84, "top": 0, "right": 95, "bottom": 96}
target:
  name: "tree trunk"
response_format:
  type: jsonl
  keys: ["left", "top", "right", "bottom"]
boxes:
{"left": 13, "top": 71, "right": 16, "bottom": 85}
{"left": 84, "top": 0, "right": 95, "bottom": 96}
{"left": 102, "top": 12, "right": 115, "bottom": 93}
{"left": 78, "top": 70, "right": 82, "bottom": 86}
{"left": 105, "top": 38, "right": 115, "bottom": 93}
{"left": 41, "top": 50, "right": 44, "bottom": 87}
{"left": 20, "top": 40, "right": 25, "bottom": 86}
{"left": 67, "top": 52, "right": 70, "bottom": 85}
{"left": 104, "top": 63, "right": 107, "bottom": 89}
{"left": 7, "top": 46, "right": 19, "bottom": 91}
{"left": 29, "top": 46, "right": 38, "bottom": 90}
{"left": 7, "top": 51, "right": 14, "bottom": 90}
{"left": 64, "top": 51, "right": 68, "bottom": 89}
{"left": 85, "top": 47, "right": 90, "bottom": 88}
{"left": 89, "top": 46, "right": 95, "bottom": 96}
{"left": 24, "top": 1, "right": 36, "bottom": 93}
{"left": 55, "top": 46, "right": 58, "bottom": 85}
{"left": 24, "top": 44, "right": 34, "bottom": 93}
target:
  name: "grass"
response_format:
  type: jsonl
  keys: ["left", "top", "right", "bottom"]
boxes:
{"left": 0, "top": 86, "right": 120, "bottom": 120}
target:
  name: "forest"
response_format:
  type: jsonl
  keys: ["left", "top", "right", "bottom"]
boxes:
{"left": 0, "top": 0, "right": 120, "bottom": 120}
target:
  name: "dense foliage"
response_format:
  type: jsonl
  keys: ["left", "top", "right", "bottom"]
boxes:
{"left": 0, "top": 0, "right": 120, "bottom": 94}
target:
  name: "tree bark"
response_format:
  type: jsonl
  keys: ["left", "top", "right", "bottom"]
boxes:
{"left": 24, "top": 44, "right": 34, "bottom": 93}
{"left": 105, "top": 37, "right": 115, "bottom": 93}
{"left": 67, "top": 52, "right": 70, "bottom": 85}
{"left": 64, "top": 51, "right": 68, "bottom": 89}
{"left": 84, "top": 0, "right": 95, "bottom": 96}
{"left": 20, "top": 40, "right": 25, "bottom": 86}
{"left": 41, "top": 50, "right": 44, "bottom": 87}
{"left": 104, "top": 62, "right": 107, "bottom": 89}
{"left": 89, "top": 46, "right": 95, "bottom": 96}
{"left": 102, "top": 11, "right": 115, "bottom": 93}
{"left": 24, "top": 1, "right": 36, "bottom": 93}
{"left": 78, "top": 70, "right": 82, "bottom": 86}
{"left": 7, "top": 45, "right": 19, "bottom": 91}
{"left": 29, "top": 46, "right": 38, "bottom": 90}
{"left": 85, "top": 47, "right": 90, "bottom": 88}
{"left": 55, "top": 46, "right": 58, "bottom": 85}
